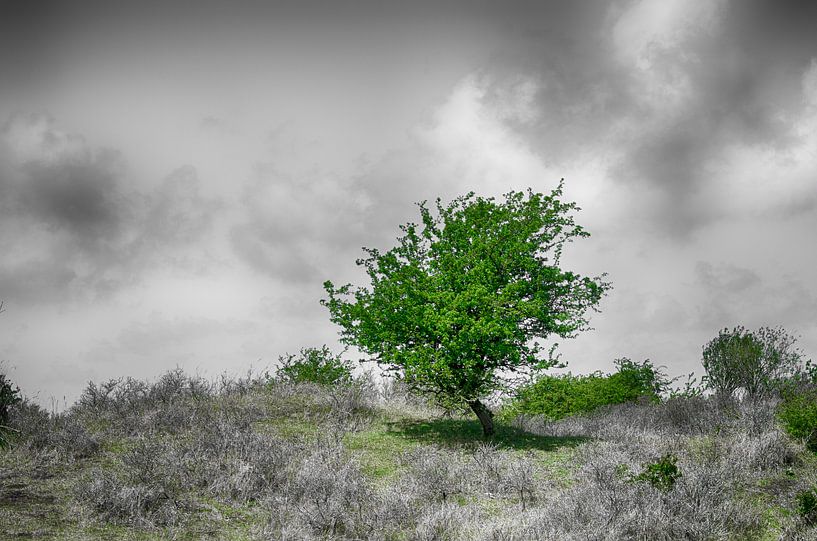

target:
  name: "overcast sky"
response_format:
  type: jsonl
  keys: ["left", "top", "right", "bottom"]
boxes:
{"left": 1, "top": 0, "right": 816, "bottom": 405}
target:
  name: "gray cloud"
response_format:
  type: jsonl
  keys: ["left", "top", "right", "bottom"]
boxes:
{"left": 2, "top": 0, "right": 815, "bottom": 406}
{"left": 17, "top": 150, "right": 127, "bottom": 241}
{"left": 0, "top": 260, "right": 77, "bottom": 304}
{"left": 141, "top": 165, "right": 223, "bottom": 247}
{"left": 693, "top": 261, "right": 817, "bottom": 332}
{"left": 117, "top": 314, "right": 257, "bottom": 358}
{"left": 231, "top": 163, "right": 372, "bottom": 284}
{"left": 460, "top": 1, "right": 817, "bottom": 239}
{"left": 0, "top": 114, "right": 223, "bottom": 303}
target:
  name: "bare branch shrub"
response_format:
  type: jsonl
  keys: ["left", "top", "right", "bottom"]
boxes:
{"left": 75, "top": 468, "right": 186, "bottom": 528}
{"left": 283, "top": 438, "right": 374, "bottom": 538}
{"left": 400, "top": 445, "right": 468, "bottom": 503}
{"left": 414, "top": 502, "right": 482, "bottom": 541}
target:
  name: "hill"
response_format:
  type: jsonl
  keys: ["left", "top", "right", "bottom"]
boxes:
{"left": 1, "top": 368, "right": 816, "bottom": 540}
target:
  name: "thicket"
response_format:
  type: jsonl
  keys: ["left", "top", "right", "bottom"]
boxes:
{"left": 779, "top": 385, "right": 817, "bottom": 453}
{"left": 700, "top": 325, "right": 817, "bottom": 454}
{"left": 0, "top": 371, "right": 22, "bottom": 448}
{"left": 4, "top": 318, "right": 817, "bottom": 539}
{"left": 3, "top": 364, "right": 817, "bottom": 539}
{"left": 505, "top": 358, "right": 665, "bottom": 420}
{"left": 702, "top": 326, "right": 806, "bottom": 399}
{"left": 273, "top": 345, "right": 354, "bottom": 386}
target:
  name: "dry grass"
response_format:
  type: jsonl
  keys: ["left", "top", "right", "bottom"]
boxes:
{"left": 1, "top": 369, "right": 815, "bottom": 539}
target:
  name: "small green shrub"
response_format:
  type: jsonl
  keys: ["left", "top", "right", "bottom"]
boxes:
{"left": 796, "top": 487, "right": 817, "bottom": 525}
{"left": 0, "top": 372, "right": 22, "bottom": 448}
{"left": 506, "top": 358, "right": 665, "bottom": 420}
{"left": 632, "top": 453, "right": 682, "bottom": 491}
{"left": 778, "top": 386, "right": 817, "bottom": 452}
{"left": 275, "top": 346, "right": 354, "bottom": 386}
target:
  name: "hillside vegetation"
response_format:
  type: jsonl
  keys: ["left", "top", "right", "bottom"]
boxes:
{"left": 2, "top": 356, "right": 817, "bottom": 540}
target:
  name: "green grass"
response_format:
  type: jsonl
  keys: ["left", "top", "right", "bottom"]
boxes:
{"left": 387, "top": 416, "right": 585, "bottom": 453}
{"left": 256, "top": 415, "right": 320, "bottom": 439}
{"left": 342, "top": 411, "right": 584, "bottom": 483}
{"left": 343, "top": 418, "right": 420, "bottom": 480}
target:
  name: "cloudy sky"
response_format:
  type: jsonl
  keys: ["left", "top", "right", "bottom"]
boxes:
{"left": 1, "top": 0, "right": 816, "bottom": 405}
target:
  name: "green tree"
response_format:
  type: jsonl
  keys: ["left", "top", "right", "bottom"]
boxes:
{"left": 702, "top": 326, "right": 806, "bottom": 399}
{"left": 322, "top": 183, "right": 610, "bottom": 436}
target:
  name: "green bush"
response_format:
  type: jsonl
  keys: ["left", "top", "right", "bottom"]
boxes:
{"left": 632, "top": 453, "right": 682, "bottom": 491}
{"left": 506, "top": 358, "right": 665, "bottom": 420}
{"left": 778, "top": 386, "right": 817, "bottom": 453}
{"left": 0, "top": 372, "right": 22, "bottom": 448}
{"left": 796, "top": 487, "right": 817, "bottom": 525}
{"left": 274, "top": 346, "right": 354, "bottom": 386}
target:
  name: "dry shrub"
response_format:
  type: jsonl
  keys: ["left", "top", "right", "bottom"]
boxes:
{"left": 400, "top": 445, "right": 469, "bottom": 503}
{"left": 414, "top": 502, "right": 482, "bottom": 541}
{"left": 276, "top": 438, "right": 374, "bottom": 538}
{"left": 75, "top": 437, "right": 190, "bottom": 528}
{"left": 8, "top": 400, "right": 99, "bottom": 460}
{"left": 75, "top": 468, "right": 186, "bottom": 528}
{"left": 186, "top": 418, "right": 298, "bottom": 502}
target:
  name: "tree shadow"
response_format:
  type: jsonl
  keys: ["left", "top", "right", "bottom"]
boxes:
{"left": 385, "top": 416, "right": 586, "bottom": 453}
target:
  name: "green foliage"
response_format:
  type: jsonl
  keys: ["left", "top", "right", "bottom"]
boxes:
{"left": 632, "top": 453, "right": 682, "bottom": 491}
{"left": 322, "top": 183, "right": 610, "bottom": 433}
{"left": 702, "top": 326, "right": 806, "bottom": 399}
{"left": 778, "top": 386, "right": 817, "bottom": 453}
{"left": 506, "top": 358, "right": 664, "bottom": 420}
{"left": 796, "top": 487, "right": 817, "bottom": 525}
{"left": 0, "top": 371, "right": 22, "bottom": 448}
{"left": 274, "top": 346, "right": 354, "bottom": 386}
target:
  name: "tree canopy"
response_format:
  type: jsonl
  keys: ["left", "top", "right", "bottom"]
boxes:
{"left": 322, "top": 182, "right": 610, "bottom": 435}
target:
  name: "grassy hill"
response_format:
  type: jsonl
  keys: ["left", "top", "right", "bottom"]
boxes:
{"left": 1, "top": 369, "right": 816, "bottom": 540}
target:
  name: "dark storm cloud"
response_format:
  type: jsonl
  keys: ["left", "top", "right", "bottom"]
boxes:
{"left": 0, "top": 114, "right": 223, "bottom": 303}
{"left": 1, "top": 113, "right": 129, "bottom": 242}
{"left": 0, "top": 0, "right": 64, "bottom": 95}
{"left": 464, "top": 0, "right": 817, "bottom": 239}
{"left": 17, "top": 150, "right": 127, "bottom": 241}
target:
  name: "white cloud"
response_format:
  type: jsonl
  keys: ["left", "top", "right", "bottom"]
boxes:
{"left": 611, "top": 0, "right": 725, "bottom": 113}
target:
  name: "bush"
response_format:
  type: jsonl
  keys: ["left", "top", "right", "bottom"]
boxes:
{"left": 285, "top": 439, "right": 374, "bottom": 537}
{"left": 797, "top": 488, "right": 817, "bottom": 525}
{"left": 401, "top": 445, "right": 468, "bottom": 503}
{"left": 274, "top": 346, "right": 354, "bottom": 386}
{"left": 779, "top": 385, "right": 817, "bottom": 452}
{"left": 507, "top": 358, "right": 665, "bottom": 420}
{"left": 75, "top": 468, "right": 185, "bottom": 528}
{"left": 702, "top": 326, "right": 806, "bottom": 399}
{"left": 0, "top": 372, "right": 22, "bottom": 448}
{"left": 632, "top": 453, "right": 682, "bottom": 491}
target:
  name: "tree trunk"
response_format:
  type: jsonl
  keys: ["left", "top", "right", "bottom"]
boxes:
{"left": 468, "top": 399, "right": 495, "bottom": 437}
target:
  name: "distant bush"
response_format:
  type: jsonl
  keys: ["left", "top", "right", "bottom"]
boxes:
{"left": 506, "top": 358, "right": 665, "bottom": 420}
{"left": 779, "top": 385, "right": 817, "bottom": 453}
{"left": 702, "top": 326, "right": 806, "bottom": 399}
{"left": 0, "top": 372, "right": 22, "bottom": 448}
{"left": 274, "top": 346, "right": 354, "bottom": 386}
